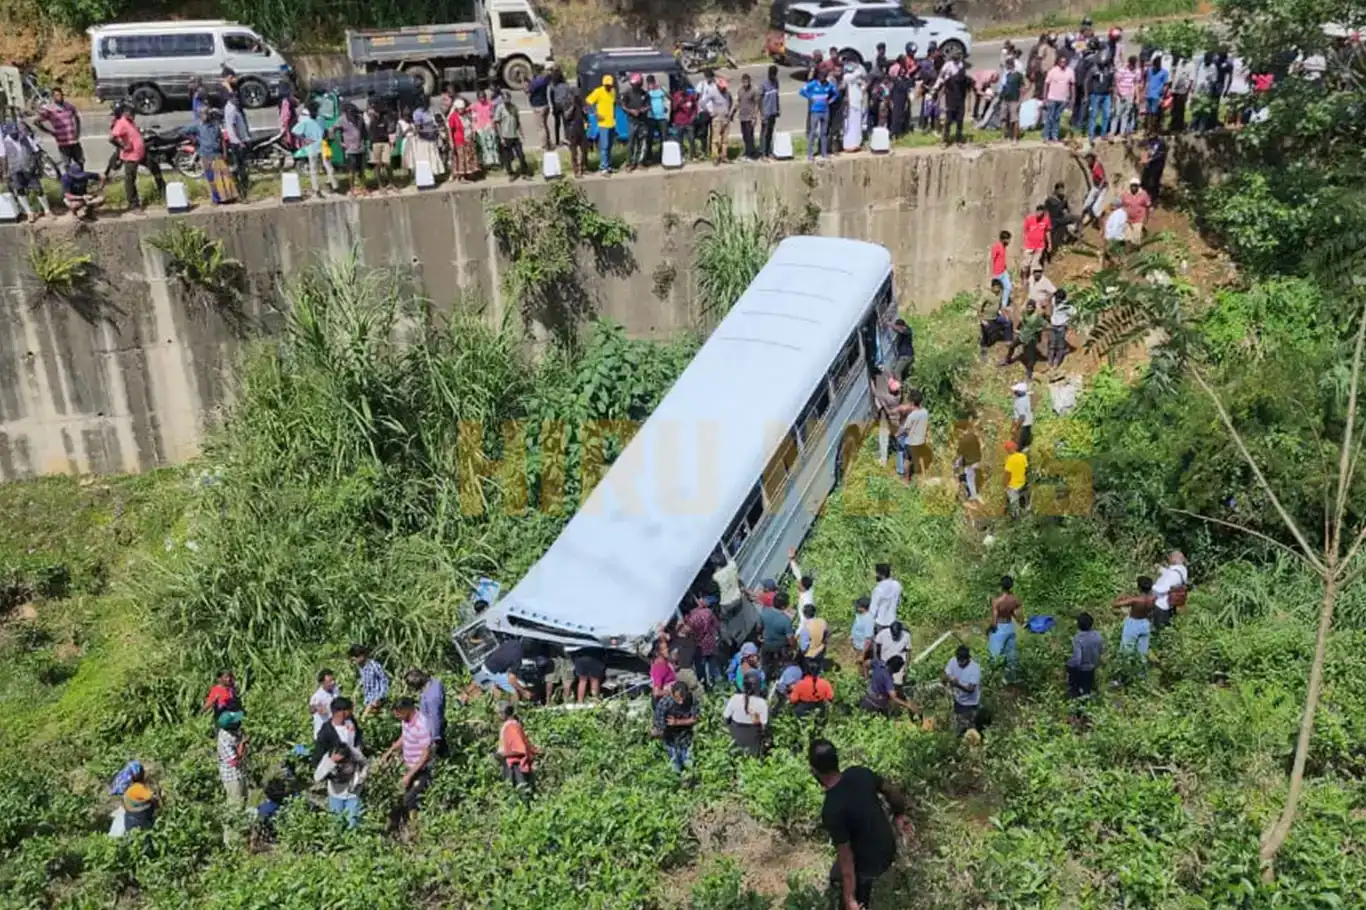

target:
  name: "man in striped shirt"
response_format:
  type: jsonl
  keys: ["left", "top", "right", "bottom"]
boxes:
{"left": 216, "top": 711, "right": 248, "bottom": 812}
{"left": 382, "top": 697, "right": 433, "bottom": 833}
{"left": 36, "top": 88, "right": 83, "bottom": 167}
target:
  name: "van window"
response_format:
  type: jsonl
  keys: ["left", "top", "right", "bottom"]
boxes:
{"left": 761, "top": 431, "right": 800, "bottom": 503}
{"left": 723, "top": 484, "right": 765, "bottom": 555}
{"left": 499, "top": 11, "right": 536, "bottom": 30}
{"left": 874, "top": 275, "right": 894, "bottom": 320}
{"left": 222, "top": 33, "right": 265, "bottom": 54}
{"left": 100, "top": 33, "right": 215, "bottom": 59}
{"left": 851, "top": 8, "right": 890, "bottom": 27}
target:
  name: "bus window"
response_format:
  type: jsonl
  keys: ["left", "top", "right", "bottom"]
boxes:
{"left": 723, "top": 483, "right": 765, "bottom": 554}
{"left": 874, "top": 275, "right": 894, "bottom": 320}
{"left": 828, "top": 331, "right": 861, "bottom": 390}
{"left": 761, "top": 431, "right": 800, "bottom": 503}
{"left": 797, "top": 382, "right": 831, "bottom": 447}
{"left": 860, "top": 311, "right": 879, "bottom": 376}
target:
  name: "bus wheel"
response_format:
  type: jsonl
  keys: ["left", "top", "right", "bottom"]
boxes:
{"left": 835, "top": 425, "right": 865, "bottom": 486}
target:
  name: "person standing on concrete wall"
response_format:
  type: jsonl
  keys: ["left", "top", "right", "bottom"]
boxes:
{"left": 108, "top": 106, "right": 164, "bottom": 211}
{"left": 1042, "top": 55, "right": 1074, "bottom": 142}
{"left": 760, "top": 66, "right": 781, "bottom": 159}
{"left": 223, "top": 82, "right": 251, "bottom": 199}
{"left": 800, "top": 69, "right": 835, "bottom": 159}
{"left": 622, "top": 73, "right": 652, "bottom": 170}
{"left": 292, "top": 106, "right": 338, "bottom": 197}
{"left": 998, "top": 56, "right": 1023, "bottom": 141}
{"left": 528, "top": 64, "right": 553, "bottom": 150}
{"left": 586, "top": 75, "right": 617, "bottom": 174}
{"left": 736, "top": 73, "right": 761, "bottom": 160}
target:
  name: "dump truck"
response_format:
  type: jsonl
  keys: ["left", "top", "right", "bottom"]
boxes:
{"left": 344, "top": 0, "right": 553, "bottom": 95}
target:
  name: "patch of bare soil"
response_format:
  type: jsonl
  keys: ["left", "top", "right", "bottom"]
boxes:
{"left": 666, "top": 801, "right": 830, "bottom": 907}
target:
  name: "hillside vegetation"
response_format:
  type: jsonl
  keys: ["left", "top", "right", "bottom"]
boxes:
{"left": 3, "top": 0, "right": 1366, "bottom": 906}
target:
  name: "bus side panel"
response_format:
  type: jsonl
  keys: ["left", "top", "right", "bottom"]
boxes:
{"left": 735, "top": 365, "right": 873, "bottom": 592}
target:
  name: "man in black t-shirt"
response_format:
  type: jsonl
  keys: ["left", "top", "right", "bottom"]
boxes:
{"left": 810, "top": 739, "right": 911, "bottom": 909}
{"left": 462, "top": 637, "right": 533, "bottom": 703}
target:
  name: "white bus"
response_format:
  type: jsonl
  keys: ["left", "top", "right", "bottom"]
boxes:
{"left": 454, "top": 236, "right": 896, "bottom": 669}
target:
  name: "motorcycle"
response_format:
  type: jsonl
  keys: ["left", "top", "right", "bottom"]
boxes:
{"left": 173, "top": 128, "right": 293, "bottom": 179}
{"left": 676, "top": 32, "right": 738, "bottom": 73}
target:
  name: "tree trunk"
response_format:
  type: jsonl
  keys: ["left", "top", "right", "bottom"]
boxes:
{"left": 1258, "top": 575, "right": 1338, "bottom": 880}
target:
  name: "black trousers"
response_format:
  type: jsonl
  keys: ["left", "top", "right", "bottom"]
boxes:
{"left": 942, "top": 106, "right": 965, "bottom": 144}
{"left": 1067, "top": 665, "right": 1095, "bottom": 698}
{"left": 228, "top": 143, "right": 249, "bottom": 195}
{"left": 740, "top": 119, "right": 758, "bottom": 159}
{"left": 500, "top": 138, "right": 529, "bottom": 177}
{"left": 122, "top": 157, "right": 164, "bottom": 207}
{"left": 760, "top": 114, "right": 777, "bottom": 156}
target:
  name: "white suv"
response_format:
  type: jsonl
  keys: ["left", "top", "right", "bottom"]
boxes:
{"left": 783, "top": 1, "right": 972, "bottom": 68}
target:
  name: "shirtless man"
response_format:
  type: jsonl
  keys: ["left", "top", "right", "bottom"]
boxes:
{"left": 987, "top": 575, "right": 1023, "bottom": 678}
{"left": 1113, "top": 576, "right": 1157, "bottom": 663}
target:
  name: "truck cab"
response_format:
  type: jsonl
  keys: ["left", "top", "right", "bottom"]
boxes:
{"left": 488, "top": 0, "right": 554, "bottom": 90}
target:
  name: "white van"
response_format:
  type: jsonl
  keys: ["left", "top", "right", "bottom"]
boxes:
{"left": 89, "top": 21, "right": 293, "bottom": 115}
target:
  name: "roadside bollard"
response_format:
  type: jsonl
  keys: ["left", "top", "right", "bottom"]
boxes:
{"left": 541, "top": 150, "right": 563, "bottom": 181}
{"left": 280, "top": 171, "right": 303, "bottom": 202}
{"left": 661, "top": 140, "right": 683, "bottom": 169}
{"left": 415, "top": 159, "right": 436, "bottom": 189}
{"left": 870, "top": 127, "right": 891, "bottom": 154}
{"left": 165, "top": 182, "right": 191, "bottom": 214}
{"left": 773, "top": 131, "right": 793, "bottom": 160}
{"left": 0, "top": 192, "right": 18, "bottom": 224}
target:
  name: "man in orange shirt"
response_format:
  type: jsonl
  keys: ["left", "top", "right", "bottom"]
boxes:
{"left": 1020, "top": 204, "right": 1052, "bottom": 278}
{"left": 789, "top": 662, "right": 835, "bottom": 718}
{"left": 497, "top": 703, "right": 538, "bottom": 798}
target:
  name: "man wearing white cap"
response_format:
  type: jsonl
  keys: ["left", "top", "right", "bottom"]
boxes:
{"left": 1120, "top": 175, "right": 1152, "bottom": 247}
{"left": 1011, "top": 382, "right": 1034, "bottom": 450}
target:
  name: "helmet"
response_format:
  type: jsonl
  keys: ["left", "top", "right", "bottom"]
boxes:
{"left": 1080, "top": 15, "right": 1093, "bottom": 27}
{"left": 1109, "top": 27, "right": 1122, "bottom": 41}
{"left": 629, "top": 72, "right": 643, "bottom": 85}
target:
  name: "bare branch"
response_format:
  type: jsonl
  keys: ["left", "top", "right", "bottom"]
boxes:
{"left": 1166, "top": 508, "right": 1312, "bottom": 567}
{"left": 1330, "top": 296, "right": 1366, "bottom": 558}
{"left": 1190, "top": 366, "right": 1329, "bottom": 576}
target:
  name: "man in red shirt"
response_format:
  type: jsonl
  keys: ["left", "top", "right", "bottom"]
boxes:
{"left": 109, "top": 106, "right": 165, "bottom": 211}
{"left": 1020, "top": 205, "right": 1052, "bottom": 278}
{"left": 989, "top": 230, "right": 1012, "bottom": 310}
{"left": 1119, "top": 176, "right": 1152, "bottom": 246}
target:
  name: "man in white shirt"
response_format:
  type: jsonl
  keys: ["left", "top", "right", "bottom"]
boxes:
{"left": 788, "top": 547, "right": 816, "bottom": 610}
{"left": 1026, "top": 267, "right": 1056, "bottom": 309}
{"left": 1047, "top": 288, "right": 1075, "bottom": 369}
{"left": 942, "top": 645, "right": 981, "bottom": 735}
{"left": 1151, "top": 551, "right": 1188, "bottom": 630}
{"left": 899, "top": 390, "right": 931, "bottom": 478}
{"left": 869, "top": 562, "right": 901, "bottom": 633}
{"left": 1103, "top": 198, "right": 1128, "bottom": 265}
{"left": 1011, "top": 382, "right": 1034, "bottom": 450}
{"left": 310, "top": 668, "right": 339, "bottom": 736}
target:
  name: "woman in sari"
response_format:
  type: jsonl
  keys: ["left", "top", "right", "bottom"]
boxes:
{"left": 470, "top": 90, "right": 500, "bottom": 168}
{"left": 447, "top": 97, "right": 480, "bottom": 181}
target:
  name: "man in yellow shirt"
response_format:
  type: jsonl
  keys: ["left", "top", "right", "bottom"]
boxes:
{"left": 799, "top": 603, "right": 829, "bottom": 672}
{"left": 1004, "top": 439, "right": 1028, "bottom": 514}
{"left": 586, "top": 74, "right": 617, "bottom": 174}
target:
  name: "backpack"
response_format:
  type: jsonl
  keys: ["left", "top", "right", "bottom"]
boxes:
{"left": 1167, "top": 566, "right": 1189, "bottom": 609}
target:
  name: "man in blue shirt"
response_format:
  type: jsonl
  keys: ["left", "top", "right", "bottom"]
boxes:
{"left": 758, "top": 591, "right": 796, "bottom": 681}
{"left": 60, "top": 159, "right": 105, "bottom": 221}
{"left": 799, "top": 74, "right": 836, "bottom": 158}
{"left": 1143, "top": 56, "right": 1170, "bottom": 134}
{"left": 645, "top": 75, "right": 669, "bottom": 162}
{"left": 527, "top": 65, "right": 553, "bottom": 149}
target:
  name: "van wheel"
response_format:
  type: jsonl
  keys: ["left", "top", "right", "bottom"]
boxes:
{"left": 839, "top": 48, "right": 864, "bottom": 66}
{"left": 237, "top": 78, "right": 270, "bottom": 109}
{"left": 403, "top": 64, "right": 436, "bottom": 97}
{"left": 501, "top": 56, "right": 533, "bottom": 92}
{"left": 129, "top": 86, "right": 163, "bottom": 116}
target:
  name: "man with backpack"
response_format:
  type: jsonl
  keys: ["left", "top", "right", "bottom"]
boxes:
{"left": 1151, "top": 551, "right": 1189, "bottom": 630}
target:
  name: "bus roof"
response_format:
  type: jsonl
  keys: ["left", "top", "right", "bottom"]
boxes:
{"left": 484, "top": 236, "right": 893, "bottom": 647}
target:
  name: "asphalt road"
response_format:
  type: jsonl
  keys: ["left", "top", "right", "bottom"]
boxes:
{"left": 45, "top": 37, "right": 1015, "bottom": 167}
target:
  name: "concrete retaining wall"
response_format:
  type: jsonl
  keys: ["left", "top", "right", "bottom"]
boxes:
{"left": 0, "top": 140, "right": 1151, "bottom": 480}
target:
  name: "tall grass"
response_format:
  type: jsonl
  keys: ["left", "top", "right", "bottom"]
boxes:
{"left": 164, "top": 255, "right": 696, "bottom": 668}
{"left": 692, "top": 191, "right": 792, "bottom": 330}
